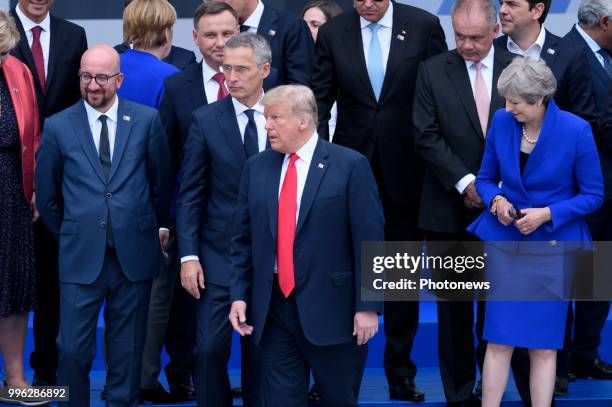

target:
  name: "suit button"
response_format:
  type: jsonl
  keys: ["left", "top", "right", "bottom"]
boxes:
{"left": 100, "top": 222, "right": 106, "bottom": 229}
{"left": 106, "top": 192, "right": 112, "bottom": 199}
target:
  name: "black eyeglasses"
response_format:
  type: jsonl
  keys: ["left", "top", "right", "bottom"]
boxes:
{"left": 79, "top": 71, "right": 120, "bottom": 86}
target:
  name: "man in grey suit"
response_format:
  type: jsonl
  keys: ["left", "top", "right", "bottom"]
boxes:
{"left": 35, "top": 45, "right": 172, "bottom": 407}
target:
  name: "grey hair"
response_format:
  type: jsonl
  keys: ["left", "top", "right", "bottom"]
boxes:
{"left": 263, "top": 85, "right": 319, "bottom": 128}
{"left": 224, "top": 32, "right": 272, "bottom": 66}
{"left": 451, "top": 0, "right": 497, "bottom": 28}
{"left": 497, "top": 57, "right": 557, "bottom": 104}
{"left": 578, "top": 0, "right": 612, "bottom": 27}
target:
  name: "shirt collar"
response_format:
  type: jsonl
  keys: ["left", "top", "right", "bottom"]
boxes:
{"left": 360, "top": 1, "right": 393, "bottom": 30}
{"left": 575, "top": 24, "right": 602, "bottom": 54}
{"left": 231, "top": 91, "right": 265, "bottom": 117}
{"left": 84, "top": 96, "right": 119, "bottom": 128}
{"left": 243, "top": 0, "right": 265, "bottom": 30}
{"left": 202, "top": 61, "right": 221, "bottom": 83}
{"left": 15, "top": 5, "right": 51, "bottom": 34}
{"left": 507, "top": 27, "right": 546, "bottom": 56}
{"left": 465, "top": 45, "right": 495, "bottom": 71}
{"left": 289, "top": 131, "right": 319, "bottom": 165}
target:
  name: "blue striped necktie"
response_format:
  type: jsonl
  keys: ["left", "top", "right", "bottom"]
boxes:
{"left": 367, "top": 23, "right": 384, "bottom": 101}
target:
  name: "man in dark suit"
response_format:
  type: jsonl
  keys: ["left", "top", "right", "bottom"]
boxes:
{"left": 311, "top": 0, "right": 447, "bottom": 400}
{"left": 495, "top": 0, "right": 599, "bottom": 400}
{"left": 563, "top": 0, "right": 612, "bottom": 382}
{"left": 229, "top": 84, "right": 383, "bottom": 406}
{"left": 214, "top": 0, "right": 313, "bottom": 85}
{"left": 10, "top": 0, "right": 88, "bottom": 387}
{"left": 413, "top": 1, "right": 513, "bottom": 405}
{"left": 177, "top": 32, "right": 273, "bottom": 407}
{"left": 35, "top": 45, "right": 172, "bottom": 407}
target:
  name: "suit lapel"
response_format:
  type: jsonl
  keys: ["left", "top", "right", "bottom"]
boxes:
{"left": 10, "top": 9, "right": 41, "bottom": 92}
{"left": 108, "top": 99, "right": 133, "bottom": 181}
{"left": 540, "top": 30, "right": 560, "bottom": 68}
{"left": 257, "top": 7, "right": 278, "bottom": 48}
{"left": 489, "top": 49, "right": 513, "bottom": 128}
{"left": 71, "top": 101, "right": 106, "bottom": 184}
{"left": 187, "top": 62, "right": 207, "bottom": 108}
{"left": 379, "top": 9, "right": 411, "bottom": 103}
{"left": 267, "top": 152, "right": 285, "bottom": 240}
{"left": 445, "top": 51, "right": 484, "bottom": 139}
{"left": 342, "top": 12, "right": 376, "bottom": 103}
{"left": 296, "top": 139, "right": 329, "bottom": 235}
{"left": 218, "top": 97, "right": 246, "bottom": 166}
{"left": 46, "top": 15, "right": 63, "bottom": 90}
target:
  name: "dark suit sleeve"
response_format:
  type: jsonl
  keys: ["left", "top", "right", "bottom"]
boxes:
{"left": 474, "top": 115, "right": 504, "bottom": 207}
{"left": 176, "top": 113, "right": 209, "bottom": 259}
{"left": 159, "top": 77, "right": 181, "bottom": 178}
{"left": 413, "top": 62, "right": 471, "bottom": 191}
{"left": 229, "top": 160, "right": 253, "bottom": 304}
{"left": 598, "top": 80, "right": 612, "bottom": 154}
{"left": 425, "top": 16, "right": 448, "bottom": 57}
{"left": 283, "top": 19, "right": 314, "bottom": 86}
{"left": 35, "top": 119, "right": 64, "bottom": 239}
{"left": 147, "top": 112, "right": 172, "bottom": 229}
{"left": 568, "top": 46, "right": 598, "bottom": 131}
{"left": 312, "top": 26, "right": 337, "bottom": 141}
{"left": 348, "top": 155, "right": 384, "bottom": 314}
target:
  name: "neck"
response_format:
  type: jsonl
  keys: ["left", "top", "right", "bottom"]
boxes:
{"left": 511, "top": 24, "right": 542, "bottom": 52}
{"left": 579, "top": 23, "right": 605, "bottom": 48}
{"left": 240, "top": 0, "right": 258, "bottom": 24}
{"left": 18, "top": 3, "right": 47, "bottom": 24}
{"left": 524, "top": 115, "right": 544, "bottom": 133}
{"left": 135, "top": 45, "right": 169, "bottom": 61}
{"left": 91, "top": 95, "right": 116, "bottom": 114}
{"left": 238, "top": 88, "right": 263, "bottom": 108}
{"left": 203, "top": 59, "right": 221, "bottom": 72}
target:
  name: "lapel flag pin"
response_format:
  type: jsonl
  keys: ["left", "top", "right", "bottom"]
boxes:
{"left": 123, "top": 115, "right": 131, "bottom": 122}
{"left": 268, "top": 29, "right": 276, "bottom": 37}
{"left": 318, "top": 163, "right": 325, "bottom": 169}
{"left": 547, "top": 48, "right": 555, "bottom": 55}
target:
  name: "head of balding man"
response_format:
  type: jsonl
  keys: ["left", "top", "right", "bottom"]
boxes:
{"left": 79, "top": 45, "right": 124, "bottom": 112}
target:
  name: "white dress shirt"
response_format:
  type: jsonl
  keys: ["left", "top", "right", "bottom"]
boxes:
{"left": 455, "top": 46, "right": 496, "bottom": 194}
{"left": 274, "top": 131, "right": 319, "bottom": 272}
{"left": 574, "top": 24, "right": 606, "bottom": 68}
{"left": 242, "top": 0, "right": 264, "bottom": 33}
{"left": 360, "top": 1, "right": 393, "bottom": 74}
{"left": 84, "top": 96, "right": 119, "bottom": 159}
{"left": 201, "top": 61, "right": 224, "bottom": 103}
{"left": 232, "top": 93, "right": 268, "bottom": 153}
{"left": 507, "top": 27, "right": 546, "bottom": 59}
{"left": 15, "top": 5, "right": 51, "bottom": 76}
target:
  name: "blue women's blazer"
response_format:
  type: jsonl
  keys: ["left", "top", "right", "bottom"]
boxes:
{"left": 467, "top": 100, "right": 604, "bottom": 246}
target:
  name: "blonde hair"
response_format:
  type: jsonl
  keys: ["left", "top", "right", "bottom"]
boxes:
{"left": 263, "top": 85, "right": 319, "bottom": 128}
{"left": 0, "top": 9, "right": 20, "bottom": 53}
{"left": 123, "top": 0, "right": 176, "bottom": 49}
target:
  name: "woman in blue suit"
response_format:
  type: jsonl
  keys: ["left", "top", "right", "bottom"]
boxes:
{"left": 467, "top": 57, "right": 604, "bottom": 407}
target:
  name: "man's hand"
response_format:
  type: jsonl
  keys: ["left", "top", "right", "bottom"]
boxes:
{"left": 181, "top": 260, "right": 205, "bottom": 299}
{"left": 353, "top": 311, "right": 378, "bottom": 345}
{"left": 159, "top": 229, "right": 170, "bottom": 258}
{"left": 30, "top": 193, "right": 40, "bottom": 222}
{"left": 229, "top": 300, "right": 253, "bottom": 336}
{"left": 464, "top": 182, "right": 484, "bottom": 209}
{"left": 514, "top": 207, "right": 551, "bottom": 235}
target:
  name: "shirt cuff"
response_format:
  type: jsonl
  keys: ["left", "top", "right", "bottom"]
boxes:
{"left": 455, "top": 174, "right": 476, "bottom": 194}
{"left": 181, "top": 255, "right": 199, "bottom": 263}
{"left": 159, "top": 227, "right": 170, "bottom": 232}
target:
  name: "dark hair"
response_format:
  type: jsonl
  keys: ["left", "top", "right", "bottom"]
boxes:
{"left": 527, "top": 0, "right": 551, "bottom": 25}
{"left": 193, "top": 1, "right": 239, "bottom": 28}
{"left": 301, "top": 1, "right": 343, "bottom": 21}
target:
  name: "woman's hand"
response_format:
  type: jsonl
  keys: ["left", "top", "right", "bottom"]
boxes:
{"left": 495, "top": 196, "right": 514, "bottom": 226}
{"left": 30, "top": 193, "right": 39, "bottom": 222}
{"left": 514, "top": 207, "right": 551, "bottom": 235}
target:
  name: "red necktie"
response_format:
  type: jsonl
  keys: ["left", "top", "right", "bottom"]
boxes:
{"left": 31, "top": 26, "right": 45, "bottom": 90}
{"left": 277, "top": 153, "right": 299, "bottom": 297}
{"left": 212, "top": 72, "right": 229, "bottom": 100}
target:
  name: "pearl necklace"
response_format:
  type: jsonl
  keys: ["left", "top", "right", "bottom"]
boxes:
{"left": 522, "top": 125, "right": 538, "bottom": 144}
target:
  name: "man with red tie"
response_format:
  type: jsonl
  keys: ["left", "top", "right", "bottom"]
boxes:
{"left": 229, "top": 84, "right": 384, "bottom": 406}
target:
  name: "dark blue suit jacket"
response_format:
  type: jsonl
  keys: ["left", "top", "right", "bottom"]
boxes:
{"left": 35, "top": 99, "right": 172, "bottom": 284}
{"left": 257, "top": 3, "right": 314, "bottom": 85}
{"left": 176, "top": 97, "right": 253, "bottom": 287}
{"left": 467, "top": 101, "right": 604, "bottom": 246}
{"left": 495, "top": 30, "right": 598, "bottom": 130}
{"left": 230, "top": 139, "right": 384, "bottom": 346}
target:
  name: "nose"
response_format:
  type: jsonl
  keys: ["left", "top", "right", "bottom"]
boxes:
{"left": 216, "top": 35, "right": 226, "bottom": 48}
{"left": 264, "top": 118, "right": 273, "bottom": 131}
{"left": 505, "top": 100, "right": 512, "bottom": 112}
{"left": 499, "top": 3, "right": 508, "bottom": 15}
{"left": 87, "top": 79, "right": 100, "bottom": 90}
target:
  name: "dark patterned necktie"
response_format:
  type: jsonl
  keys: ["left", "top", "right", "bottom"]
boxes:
{"left": 598, "top": 49, "right": 612, "bottom": 78}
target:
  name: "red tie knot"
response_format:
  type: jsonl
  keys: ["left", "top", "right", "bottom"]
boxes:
{"left": 212, "top": 71, "right": 225, "bottom": 85}
{"left": 289, "top": 153, "right": 299, "bottom": 164}
{"left": 32, "top": 26, "right": 43, "bottom": 40}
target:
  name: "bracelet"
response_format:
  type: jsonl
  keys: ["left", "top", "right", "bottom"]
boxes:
{"left": 490, "top": 195, "right": 504, "bottom": 215}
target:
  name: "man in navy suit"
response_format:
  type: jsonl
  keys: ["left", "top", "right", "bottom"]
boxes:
{"left": 213, "top": 0, "right": 314, "bottom": 85}
{"left": 563, "top": 0, "right": 612, "bottom": 382}
{"left": 35, "top": 45, "right": 172, "bottom": 407}
{"left": 495, "top": 0, "right": 599, "bottom": 399}
{"left": 228, "top": 85, "right": 384, "bottom": 406}
{"left": 10, "top": 0, "right": 88, "bottom": 386}
{"left": 176, "top": 33, "right": 272, "bottom": 407}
